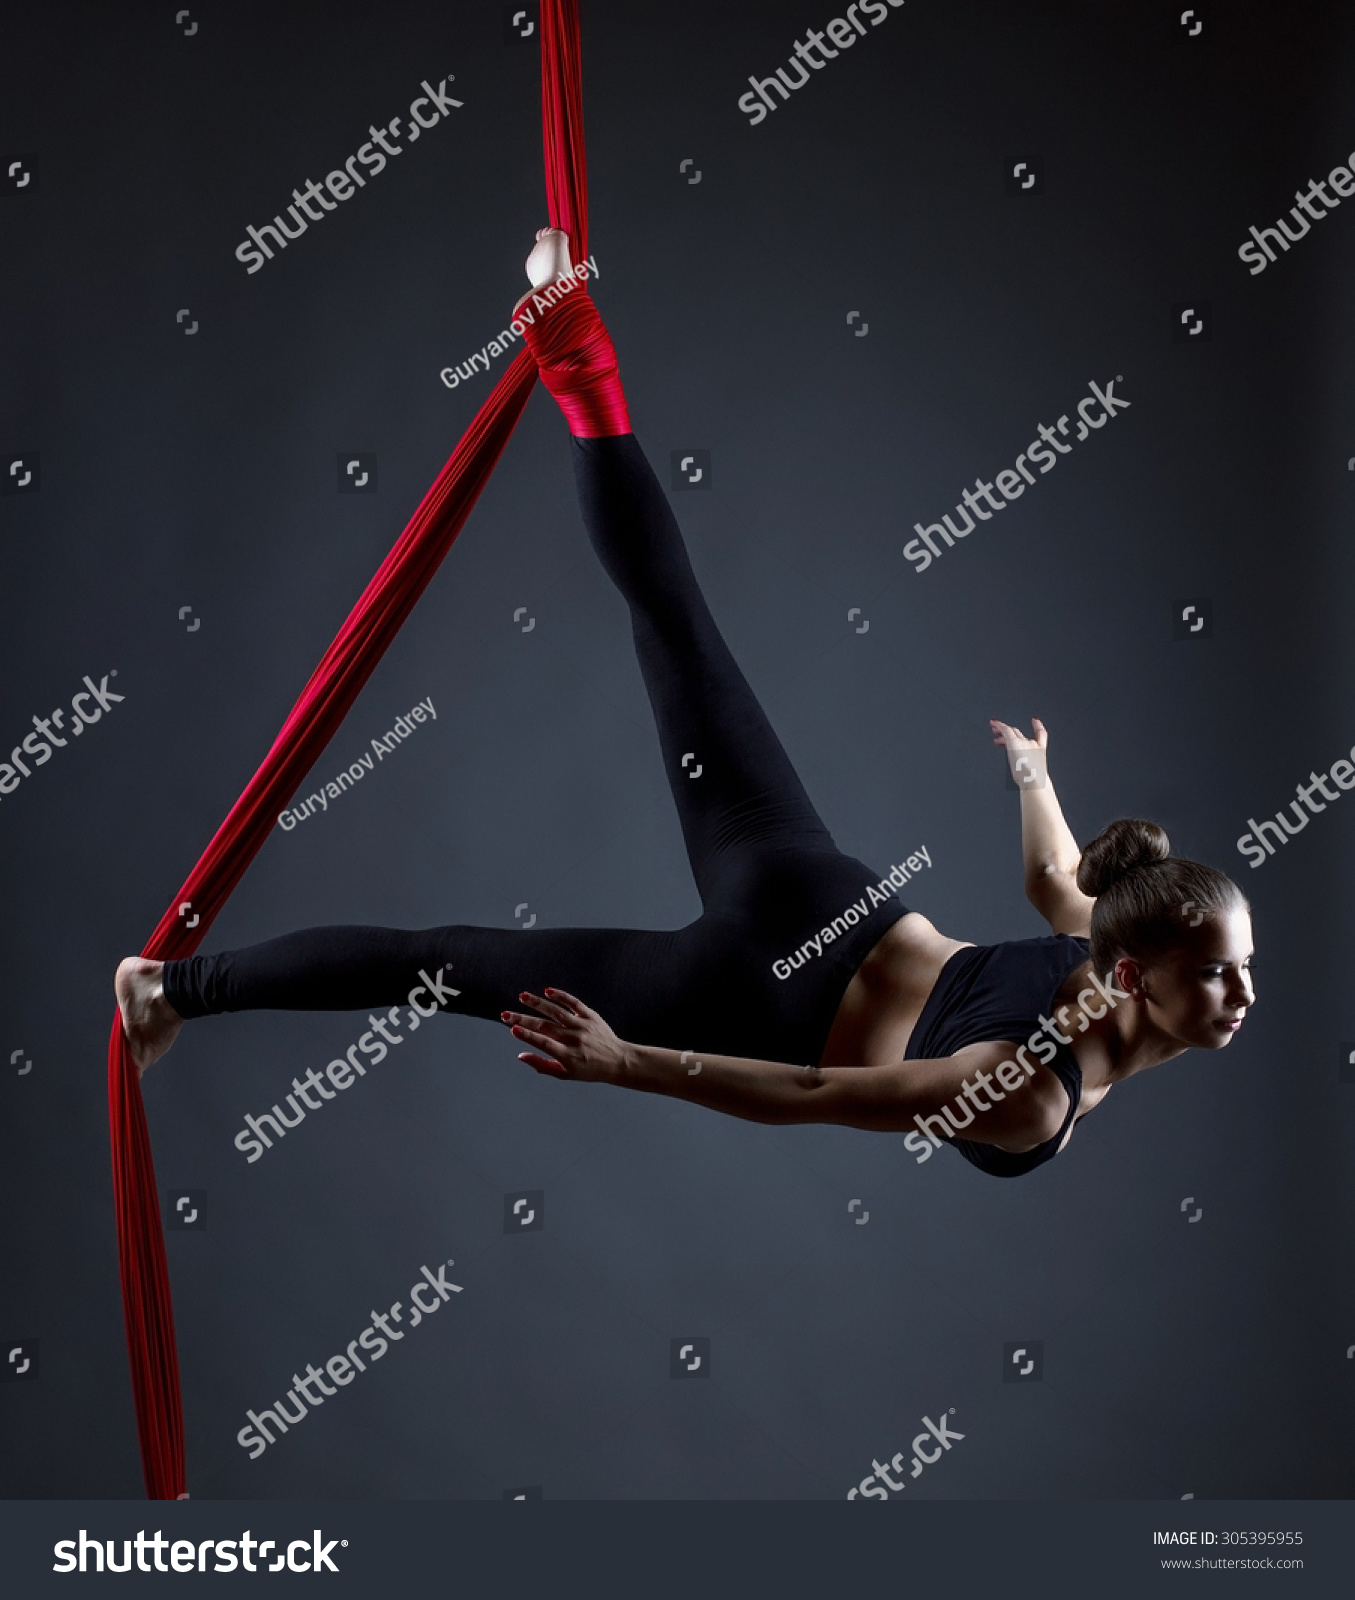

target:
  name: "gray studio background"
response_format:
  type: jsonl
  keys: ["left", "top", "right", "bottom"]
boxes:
{"left": 3, "top": 0, "right": 1354, "bottom": 1499}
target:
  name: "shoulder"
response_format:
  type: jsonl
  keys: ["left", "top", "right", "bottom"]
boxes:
{"left": 949, "top": 1041, "right": 1074, "bottom": 1153}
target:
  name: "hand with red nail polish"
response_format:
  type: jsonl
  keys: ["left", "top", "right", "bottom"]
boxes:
{"left": 498, "top": 987, "right": 631, "bottom": 1083}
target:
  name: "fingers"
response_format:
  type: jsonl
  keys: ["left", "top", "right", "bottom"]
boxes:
{"left": 500, "top": 1012, "right": 561, "bottom": 1040}
{"left": 543, "top": 986, "right": 593, "bottom": 1017}
{"left": 990, "top": 718, "right": 1035, "bottom": 747}
{"left": 518, "top": 1051, "right": 568, "bottom": 1078}
{"left": 499, "top": 1007, "right": 570, "bottom": 1074}
{"left": 500, "top": 986, "right": 595, "bottom": 1082}
{"left": 516, "top": 989, "right": 577, "bottom": 1023}
{"left": 500, "top": 989, "right": 599, "bottom": 1083}
{"left": 504, "top": 1021, "right": 564, "bottom": 1054}
{"left": 518, "top": 988, "right": 597, "bottom": 1024}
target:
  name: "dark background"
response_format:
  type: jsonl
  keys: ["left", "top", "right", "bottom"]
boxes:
{"left": 2, "top": 0, "right": 1353, "bottom": 1500}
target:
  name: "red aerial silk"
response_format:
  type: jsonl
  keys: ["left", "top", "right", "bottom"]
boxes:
{"left": 109, "top": 0, "right": 588, "bottom": 1500}
{"left": 523, "top": 284, "right": 631, "bottom": 438}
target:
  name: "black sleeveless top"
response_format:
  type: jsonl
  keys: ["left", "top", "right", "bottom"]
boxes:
{"left": 904, "top": 935, "right": 1092, "bottom": 1178}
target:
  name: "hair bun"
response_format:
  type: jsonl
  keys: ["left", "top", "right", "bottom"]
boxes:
{"left": 1076, "top": 819, "right": 1171, "bottom": 898}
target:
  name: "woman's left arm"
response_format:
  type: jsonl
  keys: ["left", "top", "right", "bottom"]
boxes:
{"left": 990, "top": 716, "right": 1096, "bottom": 936}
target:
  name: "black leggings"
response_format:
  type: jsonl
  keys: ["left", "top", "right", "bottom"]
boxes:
{"left": 164, "top": 435, "right": 908, "bottom": 1066}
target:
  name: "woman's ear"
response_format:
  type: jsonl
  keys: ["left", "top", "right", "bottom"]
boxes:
{"left": 1115, "top": 955, "right": 1147, "bottom": 1002}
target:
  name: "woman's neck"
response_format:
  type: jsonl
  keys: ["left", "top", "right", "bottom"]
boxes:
{"left": 1087, "top": 998, "right": 1188, "bottom": 1087}
{"left": 1058, "top": 962, "right": 1186, "bottom": 1089}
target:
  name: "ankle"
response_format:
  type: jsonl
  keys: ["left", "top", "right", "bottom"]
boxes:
{"left": 514, "top": 264, "right": 580, "bottom": 319}
{"left": 520, "top": 286, "right": 631, "bottom": 438}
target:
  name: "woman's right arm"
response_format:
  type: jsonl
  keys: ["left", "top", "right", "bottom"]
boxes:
{"left": 503, "top": 989, "right": 1069, "bottom": 1148}
{"left": 617, "top": 1040, "right": 1070, "bottom": 1147}
{"left": 990, "top": 717, "right": 1096, "bottom": 937}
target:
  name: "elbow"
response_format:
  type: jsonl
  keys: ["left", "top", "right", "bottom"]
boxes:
{"left": 778, "top": 1066, "right": 831, "bottom": 1126}
{"left": 1022, "top": 869, "right": 1050, "bottom": 908}
{"left": 1025, "top": 861, "right": 1077, "bottom": 902}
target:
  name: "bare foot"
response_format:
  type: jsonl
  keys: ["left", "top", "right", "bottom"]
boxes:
{"left": 513, "top": 226, "right": 573, "bottom": 313}
{"left": 115, "top": 958, "right": 184, "bottom": 1078}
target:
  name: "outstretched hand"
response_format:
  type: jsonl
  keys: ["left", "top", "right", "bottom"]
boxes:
{"left": 501, "top": 987, "right": 629, "bottom": 1081}
{"left": 990, "top": 716, "right": 1049, "bottom": 783}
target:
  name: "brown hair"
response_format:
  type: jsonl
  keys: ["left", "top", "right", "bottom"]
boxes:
{"left": 1076, "top": 819, "right": 1248, "bottom": 974}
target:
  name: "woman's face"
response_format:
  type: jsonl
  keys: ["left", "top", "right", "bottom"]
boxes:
{"left": 1124, "top": 905, "right": 1255, "bottom": 1049}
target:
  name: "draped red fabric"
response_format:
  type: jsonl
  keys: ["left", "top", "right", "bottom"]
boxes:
{"left": 109, "top": 0, "right": 587, "bottom": 1500}
{"left": 540, "top": 0, "right": 588, "bottom": 269}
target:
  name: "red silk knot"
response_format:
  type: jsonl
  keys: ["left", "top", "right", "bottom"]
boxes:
{"left": 521, "top": 283, "right": 631, "bottom": 438}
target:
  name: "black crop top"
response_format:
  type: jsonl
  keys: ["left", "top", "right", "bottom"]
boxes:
{"left": 904, "top": 935, "right": 1092, "bottom": 1178}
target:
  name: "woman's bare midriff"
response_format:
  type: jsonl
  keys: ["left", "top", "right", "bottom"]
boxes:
{"left": 817, "top": 912, "right": 974, "bottom": 1068}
